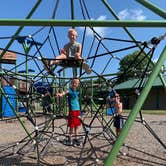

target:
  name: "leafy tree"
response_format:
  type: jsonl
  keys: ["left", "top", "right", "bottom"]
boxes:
{"left": 117, "top": 50, "right": 153, "bottom": 83}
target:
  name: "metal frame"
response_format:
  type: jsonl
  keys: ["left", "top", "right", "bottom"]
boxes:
{"left": 0, "top": 0, "right": 165, "bottom": 165}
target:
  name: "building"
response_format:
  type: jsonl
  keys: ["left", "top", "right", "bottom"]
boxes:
{"left": 115, "top": 76, "right": 166, "bottom": 110}
{"left": 0, "top": 50, "right": 16, "bottom": 64}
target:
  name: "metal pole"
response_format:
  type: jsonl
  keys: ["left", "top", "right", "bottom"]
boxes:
{"left": 105, "top": 46, "right": 166, "bottom": 165}
{"left": 0, "top": 19, "right": 165, "bottom": 27}
{"left": 136, "top": 0, "right": 166, "bottom": 19}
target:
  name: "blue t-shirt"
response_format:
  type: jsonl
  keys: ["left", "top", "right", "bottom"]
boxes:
{"left": 68, "top": 88, "right": 80, "bottom": 110}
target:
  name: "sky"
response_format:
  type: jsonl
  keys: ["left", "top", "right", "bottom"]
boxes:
{"left": 0, "top": 0, "right": 165, "bottom": 81}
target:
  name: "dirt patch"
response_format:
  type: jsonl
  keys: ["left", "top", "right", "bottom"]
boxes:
{"left": 0, "top": 114, "right": 166, "bottom": 166}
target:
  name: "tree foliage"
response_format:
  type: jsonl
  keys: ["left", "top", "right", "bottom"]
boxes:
{"left": 117, "top": 50, "right": 153, "bottom": 83}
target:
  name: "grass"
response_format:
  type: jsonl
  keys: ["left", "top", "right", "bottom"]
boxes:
{"left": 123, "top": 109, "right": 166, "bottom": 115}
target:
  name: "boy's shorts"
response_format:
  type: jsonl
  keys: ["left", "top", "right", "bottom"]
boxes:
{"left": 114, "top": 115, "right": 124, "bottom": 129}
{"left": 68, "top": 110, "right": 81, "bottom": 128}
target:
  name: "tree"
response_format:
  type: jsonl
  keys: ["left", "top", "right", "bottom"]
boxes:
{"left": 116, "top": 50, "right": 153, "bottom": 83}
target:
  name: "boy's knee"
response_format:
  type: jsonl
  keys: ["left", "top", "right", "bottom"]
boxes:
{"left": 74, "top": 53, "right": 82, "bottom": 59}
{"left": 60, "top": 54, "right": 67, "bottom": 59}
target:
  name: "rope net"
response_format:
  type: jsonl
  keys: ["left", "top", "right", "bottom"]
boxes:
{"left": 0, "top": 1, "right": 165, "bottom": 165}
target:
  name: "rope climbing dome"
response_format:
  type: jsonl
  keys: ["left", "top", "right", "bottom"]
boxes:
{"left": 0, "top": 1, "right": 165, "bottom": 165}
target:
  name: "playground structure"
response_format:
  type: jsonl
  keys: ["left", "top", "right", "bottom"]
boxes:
{"left": 0, "top": 0, "right": 166, "bottom": 165}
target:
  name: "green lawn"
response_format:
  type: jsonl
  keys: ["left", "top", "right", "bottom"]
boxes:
{"left": 123, "top": 109, "right": 166, "bottom": 115}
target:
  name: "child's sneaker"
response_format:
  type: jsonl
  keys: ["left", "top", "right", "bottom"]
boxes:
{"left": 41, "top": 58, "right": 50, "bottom": 70}
{"left": 41, "top": 58, "right": 55, "bottom": 76}
{"left": 64, "top": 136, "right": 73, "bottom": 146}
{"left": 66, "top": 139, "right": 73, "bottom": 146}
{"left": 73, "top": 139, "right": 81, "bottom": 146}
{"left": 82, "top": 63, "right": 91, "bottom": 74}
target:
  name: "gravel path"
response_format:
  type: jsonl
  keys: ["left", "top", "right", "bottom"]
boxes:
{"left": 0, "top": 114, "right": 166, "bottom": 166}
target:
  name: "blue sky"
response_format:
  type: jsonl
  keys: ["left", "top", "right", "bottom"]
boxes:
{"left": 0, "top": 0, "right": 165, "bottom": 80}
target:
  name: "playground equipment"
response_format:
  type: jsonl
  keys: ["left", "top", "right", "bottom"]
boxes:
{"left": 2, "top": 85, "right": 16, "bottom": 117}
{"left": 0, "top": 0, "right": 165, "bottom": 165}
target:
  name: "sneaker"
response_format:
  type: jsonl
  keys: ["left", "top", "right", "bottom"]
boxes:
{"left": 41, "top": 58, "right": 55, "bottom": 76}
{"left": 49, "top": 65, "right": 57, "bottom": 75}
{"left": 64, "top": 136, "right": 73, "bottom": 146}
{"left": 82, "top": 63, "right": 91, "bottom": 74}
{"left": 66, "top": 139, "right": 73, "bottom": 146}
{"left": 73, "top": 139, "right": 81, "bottom": 146}
{"left": 41, "top": 58, "right": 50, "bottom": 70}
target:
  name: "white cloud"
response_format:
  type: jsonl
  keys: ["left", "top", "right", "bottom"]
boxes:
{"left": 80, "top": 15, "right": 109, "bottom": 37}
{"left": 118, "top": 9, "right": 146, "bottom": 20}
{"left": 97, "top": 15, "right": 107, "bottom": 21}
{"left": 118, "top": 9, "right": 129, "bottom": 20}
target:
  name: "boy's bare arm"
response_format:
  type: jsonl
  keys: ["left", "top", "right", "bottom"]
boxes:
{"left": 56, "top": 90, "right": 68, "bottom": 97}
{"left": 60, "top": 48, "right": 67, "bottom": 55}
{"left": 75, "top": 44, "right": 82, "bottom": 59}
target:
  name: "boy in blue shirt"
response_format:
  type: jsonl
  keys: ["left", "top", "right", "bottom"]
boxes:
{"left": 57, "top": 78, "right": 81, "bottom": 146}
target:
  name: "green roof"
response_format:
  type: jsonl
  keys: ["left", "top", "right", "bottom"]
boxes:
{"left": 114, "top": 76, "right": 166, "bottom": 90}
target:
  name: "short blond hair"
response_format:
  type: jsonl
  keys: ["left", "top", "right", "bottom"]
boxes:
{"left": 71, "top": 78, "right": 80, "bottom": 83}
{"left": 68, "top": 28, "right": 78, "bottom": 37}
